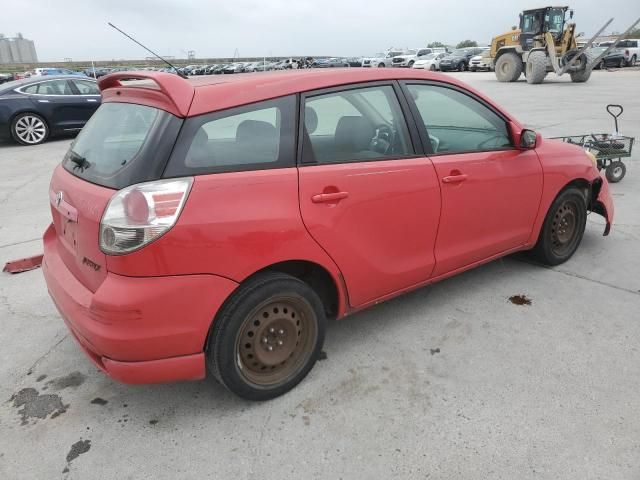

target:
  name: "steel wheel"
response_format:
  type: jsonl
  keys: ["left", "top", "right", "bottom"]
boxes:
{"left": 550, "top": 200, "right": 579, "bottom": 257}
{"left": 236, "top": 297, "right": 317, "bottom": 387}
{"left": 529, "top": 187, "right": 587, "bottom": 266}
{"left": 207, "top": 272, "right": 326, "bottom": 400}
{"left": 12, "top": 113, "right": 48, "bottom": 145}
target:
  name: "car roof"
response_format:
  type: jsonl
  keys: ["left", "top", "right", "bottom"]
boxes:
{"left": 0, "top": 75, "right": 94, "bottom": 93}
{"left": 98, "top": 69, "right": 512, "bottom": 120}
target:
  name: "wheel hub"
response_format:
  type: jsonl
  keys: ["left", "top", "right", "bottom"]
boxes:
{"left": 552, "top": 202, "right": 577, "bottom": 249}
{"left": 237, "top": 299, "right": 311, "bottom": 385}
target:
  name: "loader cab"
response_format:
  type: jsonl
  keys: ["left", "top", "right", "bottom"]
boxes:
{"left": 519, "top": 6, "right": 569, "bottom": 50}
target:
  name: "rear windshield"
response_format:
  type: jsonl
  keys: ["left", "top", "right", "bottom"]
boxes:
{"left": 62, "top": 102, "right": 183, "bottom": 189}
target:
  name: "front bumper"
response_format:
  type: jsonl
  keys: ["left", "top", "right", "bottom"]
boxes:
{"left": 42, "top": 224, "right": 239, "bottom": 384}
{"left": 594, "top": 173, "right": 614, "bottom": 235}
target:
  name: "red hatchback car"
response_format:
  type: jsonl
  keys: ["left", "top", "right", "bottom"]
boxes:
{"left": 43, "top": 69, "right": 613, "bottom": 400}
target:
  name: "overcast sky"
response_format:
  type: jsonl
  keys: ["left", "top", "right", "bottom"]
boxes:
{"left": 2, "top": 0, "right": 639, "bottom": 61}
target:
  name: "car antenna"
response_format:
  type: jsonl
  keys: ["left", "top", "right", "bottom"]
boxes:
{"left": 107, "top": 22, "right": 188, "bottom": 79}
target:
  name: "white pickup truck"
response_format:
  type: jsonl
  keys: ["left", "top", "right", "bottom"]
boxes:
{"left": 391, "top": 47, "right": 449, "bottom": 67}
{"left": 362, "top": 50, "right": 404, "bottom": 68}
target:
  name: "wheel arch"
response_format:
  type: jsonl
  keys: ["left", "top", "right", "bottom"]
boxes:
{"left": 204, "top": 259, "right": 346, "bottom": 352}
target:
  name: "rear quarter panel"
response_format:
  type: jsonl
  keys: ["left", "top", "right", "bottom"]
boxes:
{"left": 105, "top": 168, "right": 348, "bottom": 315}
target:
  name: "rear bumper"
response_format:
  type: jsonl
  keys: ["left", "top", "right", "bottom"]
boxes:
{"left": 42, "top": 224, "right": 239, "bottom": 384}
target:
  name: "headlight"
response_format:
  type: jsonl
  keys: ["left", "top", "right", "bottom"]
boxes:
{"left": 585, "top": 150, "right": 598, "bottom": 168}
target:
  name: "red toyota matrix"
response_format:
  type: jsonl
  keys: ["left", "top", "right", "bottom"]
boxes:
{"left": 42, "top": 69, "right": 613, "bottom": 400}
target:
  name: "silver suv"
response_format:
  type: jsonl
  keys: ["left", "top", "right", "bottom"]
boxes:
{"left": 392, "top": 47, "right": 448, "bottom": 67}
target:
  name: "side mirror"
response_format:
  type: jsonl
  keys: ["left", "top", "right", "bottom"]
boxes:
{"left": 510, "top": 123, "right": 538, "bottom": 149}
{"left": 520, "top": 129, "right": 538, "bottom": 149}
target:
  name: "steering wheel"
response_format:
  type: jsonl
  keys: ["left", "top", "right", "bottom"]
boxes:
{"left": 369, "top": 124, "right": 395, "bottom": 154}
{"left": 477, "top": 134, "right": 508, "bottom": 150}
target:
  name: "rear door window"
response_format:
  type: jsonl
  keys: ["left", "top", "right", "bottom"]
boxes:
{"left": 165, "top": 95, "right": 296, "bottom": 176}
{"left": 72, "top": 79, "right": 100, "bottom": 95}
{"left": 302, "top": 85, "right": 412, "bottom": 164}
{"left": 21, "top": 80, "right": 74, "bottom": 95}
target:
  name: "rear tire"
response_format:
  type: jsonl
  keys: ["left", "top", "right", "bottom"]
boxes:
{"left": 526, "top": 51, "right": 547, "bottom": 84}
{"left": 429, "top": 64, "right": 436, "bottom": 71}
{"left": 495, "top": 52, "right": 523, "bottom": 82}
{"left": 605, "top": 161, "right": 626, "bottom": 183}
{"left": 628, "top": 55, "right": 637, "bottom": 67}
{"left": 11, "top": 112, "right": 49, "bottom": 145}
{"left": 206, "top": 272, "right": 326, "bottom": 401}
{"left": 458, "top": 62, "right": 466, "bottom": 72}
{"left": 529, "top": 187, "right": 587, "bottom": 266}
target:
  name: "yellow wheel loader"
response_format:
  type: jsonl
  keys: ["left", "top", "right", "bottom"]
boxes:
{"left": 489, "top": 6, "right": 640, "bottom": 84}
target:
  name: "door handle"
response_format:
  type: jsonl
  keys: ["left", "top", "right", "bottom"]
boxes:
{"left": 442, "top": 174, "right": 468, "bottom": 184}
{"left": 311, "top": 191, "right": 349, "bottom": 203}
{"left": 86, "top": 99, "right": 98, "bottom": 102}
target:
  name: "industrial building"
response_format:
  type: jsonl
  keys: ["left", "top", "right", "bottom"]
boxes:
{"left": 0, "top": 33, "right": 38, "bottom": 64}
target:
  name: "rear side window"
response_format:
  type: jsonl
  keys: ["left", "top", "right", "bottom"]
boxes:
{"left": 21, "top": 80, "right": 73, "bottom": 95}
{"left": 62, "top": 102, "right": 183, "bottom": 189}
{"left": 165, "top": 95, "right": 296, "bottom": 176}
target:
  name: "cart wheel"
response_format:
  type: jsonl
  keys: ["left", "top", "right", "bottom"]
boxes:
{"left": 605, "top": 161, "right": 626, "bottom": 183}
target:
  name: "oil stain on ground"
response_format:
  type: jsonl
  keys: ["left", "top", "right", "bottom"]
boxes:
{"left": 90, "top": 397, "right": 108, "bottom": 406}
{"left": 10, "top": 388, "right": 68, "bottom": 426}
{"left": 509, "top": 294, "right": 532, "bottom": 306}
{"left": 63, "top": 439, "right": 91, "bottom": 472}
{"left": 44, "top": 371, "right": 86, "bottom": 391}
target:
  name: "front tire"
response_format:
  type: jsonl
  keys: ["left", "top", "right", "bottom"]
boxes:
{"left": 11, "top": 113, "right": 49, "bottom": 145}
{"left": 526, "top": 51, "right": 547, "bottom": 84}
{"left": 206, "top": 272, "right": 326, "bottom": 400}
{"left": 429, "top": 64, "right": 436, "bottom": 71}
{"left": 458, "top": 62, "right": 466, "bottom": 72}
{"left": 529, "top": 188, "right": 587, "bottom": 266}
{"left": 628, "top": 55, "right": 637, "bottom": 67}
{"left": 378, "top": 63, "right": 385, "bottom": 68}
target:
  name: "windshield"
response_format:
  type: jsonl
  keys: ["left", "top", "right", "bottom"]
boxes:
{"left": 451, "top": 49, "right": 467, "bottom": 55}
{"left": 62, "top": 102, "right": 183, "bottom": 189}
{"left": 545, "top": 8, "right": 565, "bottom": 33}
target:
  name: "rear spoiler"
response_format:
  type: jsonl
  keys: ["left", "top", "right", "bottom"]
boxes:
{"left": 98, "top": 71, "right": 194, "bottom": 117}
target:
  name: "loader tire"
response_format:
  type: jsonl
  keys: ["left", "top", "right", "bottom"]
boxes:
{"left": 526, "top": 51, "right": 547, "bottom": 84}
{"left": 569, "top": 51, "right": 595, "bottom": 83}
{"left": 495, "top": 52, "right": 522, "bottom": 82}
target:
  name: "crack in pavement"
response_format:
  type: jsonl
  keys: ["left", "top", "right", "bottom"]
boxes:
{"left": 25, "top": 334, "right": 69, "bottom": 377}
{"left": 0, "top": 237, "right": 43, "bottom": 250}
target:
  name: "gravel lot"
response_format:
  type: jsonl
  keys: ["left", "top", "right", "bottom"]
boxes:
{"left": 1, "top": 70, "right": 639, "bottom": 480}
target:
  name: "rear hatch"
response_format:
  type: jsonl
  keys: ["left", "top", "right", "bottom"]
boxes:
{"left": 51, "top": 101, "right": 183, "bottom": 292}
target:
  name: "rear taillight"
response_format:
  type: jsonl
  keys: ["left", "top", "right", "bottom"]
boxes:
{"left": 100, "top": 178, "right": 193, "bottom": 255}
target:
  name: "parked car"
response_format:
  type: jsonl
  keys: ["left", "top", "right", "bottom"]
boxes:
{"left": 590, "top": 47, "right": 627, "bottom": 69}
{"left": 469, "top": 48, "right": 492, "bottom": 71}
{"left": 439, "top": 47, "right": 487, "bottom": 71}
{"left": 617, "top": 39, "right": 639, "bottom": 66}
{"left": 83, "top": 67, "right": 113, "bottom": 78}
{"left": 0, "top": 73, "right": 16, "bottom": 84}
{"left": 313, "top": 57, "right": 350, "bottom": 68}
{"left": 361, "top": 50, "right": 404, "bottom": 68}
{"left": 0, "top": 76, "right": 100, "bottom": 145}
{"left": 392, "top": 48, "right": 447, "bottom": 68}
{"left": 412, "top": 52, "right": 448, "bottom": 71}
{"left": 42, "top": 69, "right": 613, "bottom": 400}
{"left": 222, "top": 63, "right": 246, "bottom": 74}
{"left": 345, "top": 57, "right": 363, "bottom": 67}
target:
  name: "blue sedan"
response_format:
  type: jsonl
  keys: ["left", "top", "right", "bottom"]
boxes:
{"left": 0, "top": 75, "right": 101, "bottom": 145}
